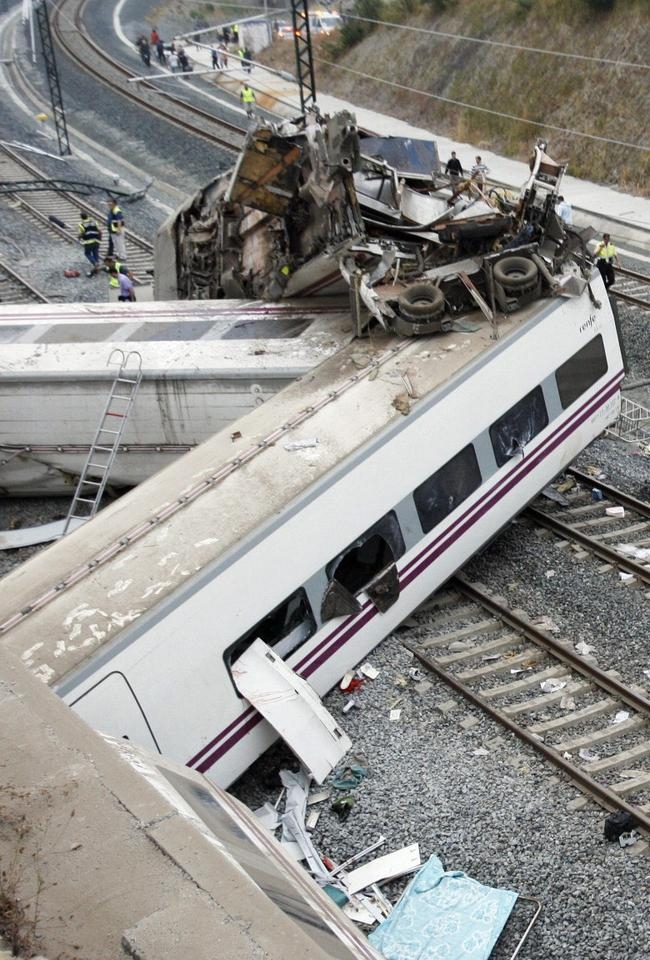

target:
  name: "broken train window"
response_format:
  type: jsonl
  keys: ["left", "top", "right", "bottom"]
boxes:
{"left": 490, "top": 386, "right": 549, "bottom": 467}
{"left": 322, "top": 512, "right": 405, "bottom": 619}
{"left": 555, "top": 335, "right": 608, "bottom": 410}
{"left": 413, "top": 445, "right": 482, "bottom": 534}
{"left": 224, "top": 589, "right": 317, "bottom": 692}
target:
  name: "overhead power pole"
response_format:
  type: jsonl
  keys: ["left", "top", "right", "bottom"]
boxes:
{"left": 290, "top": 0, "right": 316, "bottom": 115}
{"left": 34, "top": 0, "right": 71, "bottom": 156}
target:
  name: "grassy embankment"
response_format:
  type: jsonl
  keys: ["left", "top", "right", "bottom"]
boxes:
{"left": 259, "top": 0, "right": 650, "bottom": 195}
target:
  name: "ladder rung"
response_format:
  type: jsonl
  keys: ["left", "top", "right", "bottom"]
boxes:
{"left": 88, "top": 462, "right": 108, "bottom": 469}
{"left": 80, "top": 480, "right": 102, "bottom": 487}
{"left": 117, "top": 376, "right": 139, "bottom": 384}
{"left": 75, "top": 497, "right": 97, "bottom": 504}
{"left": 92, "top": 446, "right": 113, "bottom": 452}
{"left": 106, "top": 412, "right": 125, "bottom": 418}
{"left": 112, "top": 394, "right": 133, "bottom": 401}
{"left": 98, "top": 428, "right": 120, "bottom": 435}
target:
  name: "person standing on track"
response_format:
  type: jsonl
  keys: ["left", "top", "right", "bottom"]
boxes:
{"left": 78, "top": 211, "right": 102, "bottom": 277}
{"left": 240, "top": 83, "right": 256, "bottom": 118}
{"left": 106, "top": 198, "right": 127, "bottom": 261}
{"left": 594, "top": 233, "right": 620, "bottom": 290}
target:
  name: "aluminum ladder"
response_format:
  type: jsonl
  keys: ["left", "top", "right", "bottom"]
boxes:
{"left": 62, "top": 349, "right": 142, "bottom": 536}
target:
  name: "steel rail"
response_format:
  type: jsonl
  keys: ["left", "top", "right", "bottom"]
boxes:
{"left": 525, "top": 506, "right": 650, "bottom": 585}
{"left": 50, "top": 0, "right": 245, "bottom": 154}
{"left": 611, "top": 264, "right": 650, "bottom": 311}
{"left": 567, "top": 468, "right": 650, "bottom": 518}
{"left": 0, "top": 259, "right": 49, "bottom": 303}
{"left": 406, "top": 573, "right": 650, "bottom": 833}
{"left": 0, "top": 144, "right": 154, "bottom": 257}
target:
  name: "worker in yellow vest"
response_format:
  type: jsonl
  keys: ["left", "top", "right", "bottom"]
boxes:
{"left": 594, "top": 233, "right": 620, "bottom": 290}
{"left": 240, "top": 83, "right": 256, "bottom": 118}
{"left": 103, "top": 255, "right": 128, "bottom": 287}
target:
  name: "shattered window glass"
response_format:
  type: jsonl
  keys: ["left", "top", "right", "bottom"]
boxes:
{"left": 490, "top": 386, "right": 549, "bottom": 467}
{"left": 413, "top": 445, "right": 482, "bottom": 534}
{"left": 225, "top": 589, "right": 316, "bottom": 684}
{"left": 326, "top": 512, "right": 405, "bottom": 596}
{"left": 555, "top": 335, "right": 608, "bottom": 409}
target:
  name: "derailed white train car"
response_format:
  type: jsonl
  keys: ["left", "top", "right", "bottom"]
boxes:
{"left": 0, "top": 274, "right": 624, "bottom": 787}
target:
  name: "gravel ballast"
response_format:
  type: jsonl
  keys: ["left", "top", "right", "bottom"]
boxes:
{"left": 1, "top": 2, "right": 650, "bottom": 958}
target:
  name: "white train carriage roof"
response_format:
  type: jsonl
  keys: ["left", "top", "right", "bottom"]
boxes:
{"left": 0, "top": 299, "right": 353, "bottom": 379}
{"left": 0, "top": 301, "right": 554, "bottom": 685}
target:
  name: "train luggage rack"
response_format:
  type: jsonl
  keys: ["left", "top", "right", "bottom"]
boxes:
{"left": 403, "top": 575, "right": 650, "bottom": 834}
{"left": 526, "top": 468, "right": 650, "bottom": 588}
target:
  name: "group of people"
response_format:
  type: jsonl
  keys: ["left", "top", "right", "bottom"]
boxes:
{"left": 443, "top": 151, "right": 490, "bottom": 187}
{"left": 77, "top": 199, "right": 136, "bottom": 301}
{"left": 137, "top": 28, "right": 192, "bottom": 72}
{"left": 443, "top": 150, "right": 620, "bottom": 289}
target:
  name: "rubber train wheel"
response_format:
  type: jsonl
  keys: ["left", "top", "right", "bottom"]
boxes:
{"left": 397, "top": 282, "right": 445, "bottom": 320}
{"left": 493, "top": 256, "right": 539, "bottom": 293}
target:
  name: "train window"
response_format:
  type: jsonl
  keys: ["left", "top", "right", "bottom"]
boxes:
{"left": 413, "top": 445, "right": 482, "bottom": 534}
{"left": 326, "top": 512, "right": 405, "bottom": 597}
{"left": 225, "top": 589, "right": 316, "bottom": 684}
{"left": 490, "top": 386, "right": 549, "bottom": 467}
{"left": 555, "top": 335, "right": 608, "bottom": 409}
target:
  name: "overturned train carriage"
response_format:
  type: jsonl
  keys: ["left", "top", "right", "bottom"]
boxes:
{"left": 155, "top": 112, "right": 364, "bottom": 302}
{"left": 156, "top": 111, "right": 597, "bottom": 344}
{"left": 0, "top": 267, "right": 624, "bottom": 788}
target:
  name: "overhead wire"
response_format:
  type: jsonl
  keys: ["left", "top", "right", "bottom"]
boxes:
{"left": 345, "top": 15, "right": 650, "bottom": 71}
{"left": 314, "top": 56, "right": 650, "bottom": 152}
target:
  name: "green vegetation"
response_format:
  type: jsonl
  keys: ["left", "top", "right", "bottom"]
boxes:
{"left": 311, "top": 0, "right": 650, "bottom": 194}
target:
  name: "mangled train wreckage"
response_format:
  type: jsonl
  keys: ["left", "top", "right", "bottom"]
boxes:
{"left": 155, "top": 110, "right": 596, "bottom": 338}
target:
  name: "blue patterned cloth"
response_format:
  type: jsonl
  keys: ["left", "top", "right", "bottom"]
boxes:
{"left": 369, "top": 854, "right": 517, "bottom": 960}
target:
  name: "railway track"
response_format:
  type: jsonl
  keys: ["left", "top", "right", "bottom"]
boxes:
{"left": 0, "top": 145, "right": 155, "bottom": 279}
{"left": 51, "top": 0, "right": 245, "bottom": 155}
{"left": 612, "top": 265, "right": 650, "bottom": 312}
{"left": 404, "top": 575, "right": 650, "bottom": 832}
{"left": 527, "top": 468, "right": 650, "bottom": 588}
{"left": 0, "top": 258, "right": 49, "bottom": 304}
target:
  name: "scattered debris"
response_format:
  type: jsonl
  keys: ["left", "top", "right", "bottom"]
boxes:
{"left": 284, "top": 437, "right": 320, "bottom": 451}
{"left": 604, "top": 810, "right": 636, "bottom": 842}
{"left": 559, "top": 695, "right": 576, "bottom": 710}
{"left": 619, "top": 572, "right": 635, "bottom": 582}
{"left": 617, "top": 544, "right": 650, "bottom": 561}
{"left": 345, "top": 844, "right": 421, "bottom": 895}
{"left": 555, "top": 477, "right": 576, "bottom": 494}
{"left": 253, "top": 801, "right": 282, "bottom": 831}
{"left": 331, "top": 796, "right": 355, "bottom": 822}
{"left": 605, "top": 505, "right": 625, "bottom": 518}
{"left": 408, "top": 667, "right": 425, "bottom": 682}
{"left": 230, "top": 430, "right": 242, "bottom": 441}
{"left": 611, "top": 710, "right": 631, "bottom": 724}
{"left": 342, "top": 698, "right": 359, "bottom": 713}
{"left": 306, "top": 809, "right": 321, "bottom": 831}
{"left": 540, "top": 678, "right": 566, "bottom": 693}
{"left": 392, "top": 393, "right": 411, "bottom": 416}
{"left": 619, "top": 830, "right": 641, "bottom": 848}
{"left": 330, "top": 762, "right": 368, "bottom": 791}
{"left": 578, "top": 748, "right": 600, "bottom": 762}
{"left": 473, "top": 747, "right": 490, "bottom": 757}
{"left": 591, "top": 488, "right": 604, "bottom": 502}
{"left": 575, "top": 641, "right": 595, "bottom": 656}
{"left": 545, "top": 569, "right": 556, "bottom": 579}
{"left": 307, "top": 789, "right": 331, "bottom": 806}
{"left": 359, "top": 662, "right": 380, "bottom": 680}
{"left": 541, "top": 485, "right": 570, "bottom": 506}
{"left": 390, "top": 709, "right": 402, "bottom": 721}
